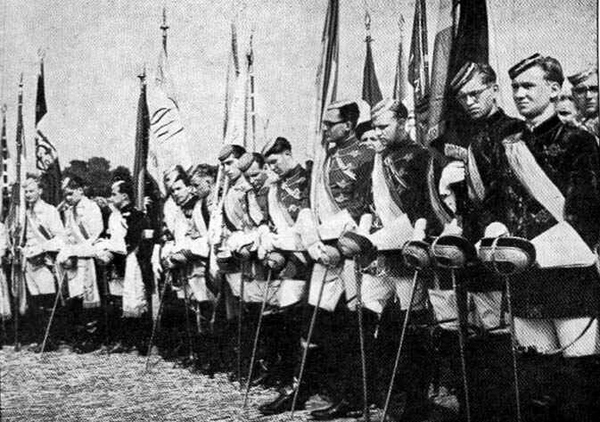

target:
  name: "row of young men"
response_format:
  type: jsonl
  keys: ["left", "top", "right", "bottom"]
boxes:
{"left": 1, "top": 53, "right": 599, "bottom": 422}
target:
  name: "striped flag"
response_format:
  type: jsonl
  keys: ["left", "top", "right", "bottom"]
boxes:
{"left": 34, "top": 58, "right": 62, "bottom": 206}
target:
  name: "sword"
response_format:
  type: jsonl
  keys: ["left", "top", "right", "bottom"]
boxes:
{"left": 243, "top": 267, "right": 272, "bottom": 408}
{"left": 144, "top": 272, "right": 172, "bottom": 372}
{"left": 39, "top": 268, "right": 67, "bottom": 358}
{"left": 354, "top": 260, "right": 370, "bottom": 422}
{"left": 290, "top": 265, "right": 329, "bottom": 419}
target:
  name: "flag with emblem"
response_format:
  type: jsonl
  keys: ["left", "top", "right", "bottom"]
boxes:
{"left": 34, "top": 58, "right": 62, "bottom": 206}
{"left": 146, "top": 10, "right": 192, "bottom": 195}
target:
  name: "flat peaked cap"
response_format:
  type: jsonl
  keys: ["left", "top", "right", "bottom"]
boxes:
{"left": 218, "top": 144, "right": 235, "bottom": 162}
{"left": 237, "top": 153, "right": 256, "bottom": 173}
{"left": 261, "top": 137, "right": 278, "bottom": 157}
{"left": 568, "top": 66, "right": 598, "bottom": 86}
{"left": 508, "top": 53, "right": 543, "bottom": 79}
{"left": 450, "top": 62, "right": 477, "bottom": 92}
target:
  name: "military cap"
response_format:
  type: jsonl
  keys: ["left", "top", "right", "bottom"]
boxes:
{"left": 218, "top": 144, "right": 235, "bottom": 162}
{"left": 261, "top": 136, "right": 291, "bottom": 157}
{"left": 431, "top": 234, "right": 477, "bottom": 270}
{"left": 237, "top": 153, "right": 256, "bottom": 173}
{"left": 479, "top": 236, "right": 536, "bottom": 275}
{"left": 337, "top": 231, "right": 374, "bottom": 258}
{"left": 265, "top": 251, "right": 287, "bottom": 272}
{"left": 508, "top": 53, "right": 543, "bottom": 79}
{"left": 450, "top": 62, "right": 478, "bottom": 92}
{"left": 568, "top": 66, "right": 598, "bottom": 87}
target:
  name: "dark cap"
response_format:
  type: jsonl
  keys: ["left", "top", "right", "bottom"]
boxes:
{"left": 450, "top": 62, "right": 478, "bottom": 92}
{"left": 508, "top": 53, "right": 543, "bottom": 79}
{"left": 237, "top": 153, "right": 256, "bottom": 173}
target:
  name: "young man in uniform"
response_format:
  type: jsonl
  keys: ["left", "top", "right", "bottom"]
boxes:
{"left": 366, "top": 98, "right": 436, "bottom": 421}
{"left": 304, "top": 100, "right": 375, "bottom": 420}
{"left": 94, "top": 180, "right": 151, "bottom": 354}
{"left": 20, "top": 174, "right": 65, "bottom": 351}
{"left": 491, "top": 54, "right": 600, "bottom": 421}
{"left": 56, "top": 175, "right": 104, "bottom": 352}
{"left": 438, "top": 62, "right": 526, "bottom": 421}
{"left": 568, "top": 66, "right": 599, "bottom": 138}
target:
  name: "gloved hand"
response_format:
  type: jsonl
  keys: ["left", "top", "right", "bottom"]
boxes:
{"left": 439, "top": 161, "right": 466, "bottom": 196}
{"left": 151, "top": 244, "right": 163, "bottom": 280}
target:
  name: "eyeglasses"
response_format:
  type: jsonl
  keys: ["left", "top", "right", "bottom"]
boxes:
{"left": 456, "top": 85, "right": 493, "bottom": 103}
{"left": 572, "top": 85, "right": 599, "bottom": 96}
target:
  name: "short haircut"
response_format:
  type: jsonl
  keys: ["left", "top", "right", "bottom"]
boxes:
{"left": 477, "top": 63, "right": 497, "bottom": 85}
{"left": 509, "top": 54, "right": 564, "bottom": 86}
{"left": 251, "top": 152, "right": 265, "bottom": 169}
{"left": 24, "top": 173, "right": 42, "bottom": 188}
{"left": 172, "top": 169, "right": 191, "bottom": 187}
{"left": 263, "top": 137, "right": 292, "bottom": 157}
{"left": 371, "top": 98, "right": 408, "bottom": 122}
{"left": 189, "top": 163, "right": 218, "bottom": 181}
{"left": 63, "top": 175, "right": 84, "bottom": 190}
{"left": 163, "top": 165, "right": 187, "bottom": 184}
{"left": 113, "top": 180, "right": 134, "bottom": 201}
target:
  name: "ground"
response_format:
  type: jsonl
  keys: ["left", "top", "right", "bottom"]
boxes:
{"left": 0, "top": 346, "right": 458, "bottom": 422}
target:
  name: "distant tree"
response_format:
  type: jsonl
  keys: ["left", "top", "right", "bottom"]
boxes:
{"left": 111, "top": 166, "right": 133, "bottom": 184}
{"left": 63, "top": 157, "right": 131, "bottom": 198}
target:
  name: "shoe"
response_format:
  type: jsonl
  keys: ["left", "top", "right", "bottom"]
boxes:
{"left": 310, "top": 399, "right": 358, "bottom": 420}
{"left": 258, "top": 386, "right": 307, "bottom": 416}
{"left": 74, "top": 341, "right": 100, "bottom": 354}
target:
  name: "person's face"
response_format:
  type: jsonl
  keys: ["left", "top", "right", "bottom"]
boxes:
{"left": 372, "top": 110, "right": 406, "bottom": 149}
{"left": 245, "top": 162, "right": 267, "bottom": 191}
{"left": 222, "top": 155, "right": 242, "bottom": 181}
{"left": 266, "top": 151, "right": 294, "bottom": 177}
{"left": 190, "top": 174, "right": 213, "bottom": 199}
{"left": 360, "top": 129, "right": 378, "bottom": 147}
{"left": 556, "top": 98, "right": 578, "bottom": 124}
{"left": 171, "top": 179, "right": 192, "bottom": 206}
{"left": 164, "top": 169, "right": 179, "bottom": 192}
{"left": 456, "top": 73, "right": 498, "bottom": 120}
{"left": 63, "top": 187, "right": 84, "bottom": 206}
{"left": 109, "top": 184, "right": 127, "bottom": 210}
{"left": 322, "top": 108, "right": 351, "bottom": 144}
{"left": 512, "top": 66, "right": 561, "bottom": 119}
{"left": 24, "top": 179, "right": 42, "bottom": 205}
{"left": 572, "top": 73, "right": 599, "bottom": 118}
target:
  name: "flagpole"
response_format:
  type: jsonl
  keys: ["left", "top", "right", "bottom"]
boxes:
{"left": 247, "top": 32, "right": 256, "bottom": 151}
{"left": 161, "top": 7, "right": 169, "bottom": 55}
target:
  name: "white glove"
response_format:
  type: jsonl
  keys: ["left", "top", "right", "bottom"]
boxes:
{"left": 57, "top": 248, "right": 72, "bottom": 265}
{"left": 439, "top": 161, "right": 466, "bottom": 196}
{"left": 307, "top": 241, "right": 326, "bottom": 262}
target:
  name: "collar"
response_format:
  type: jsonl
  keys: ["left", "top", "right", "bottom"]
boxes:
{"left": 524, "top": 114, "right": 562, "bottom": 138}
{"left": 281, "top": 164, "right": 304, "bottom": 182}
{"left": 330, "top": 134, "right": 358, "bottom": 153}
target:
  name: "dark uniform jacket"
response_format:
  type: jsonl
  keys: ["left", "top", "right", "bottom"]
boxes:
{"left": 491, "top": 115, "right": 600, "bottom": 318}
{"left": 325, "top": 135, "right": 375, "bottom": 223}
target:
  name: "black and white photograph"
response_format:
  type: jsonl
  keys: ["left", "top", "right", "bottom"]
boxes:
{"left": 0, "top": 0, "right": 598, "bottom": 421}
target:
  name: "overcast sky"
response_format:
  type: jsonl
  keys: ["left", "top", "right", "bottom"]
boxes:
{"left": 0, "top": 0, "right": 596, "bottom": 171}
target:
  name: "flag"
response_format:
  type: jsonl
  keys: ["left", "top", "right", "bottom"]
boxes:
{"left": 408, "top": 0, "right": 430, "bottom": 143}
{"left": 308, "top": 0, "right": 339, "bottom": 212}
{"left": 392, "top": 15, "right": 407, "bottom": 102}
{"left": 132, "top": 73, "right": 150, "bottom": 210}
{"left": 34, "top": 58, "right": 62, "bottom": 206}
{"left": 308, "top": 0, "right": 339, "bottom": 159}
{"left": 362, "top": 25, "right": 382, "bottom": 106}
{"left": 223, "top": 22, "right": 250, "bottom": 147}
{"left": 426, "top": 0, "right": 488, "bottom": 144}
{"left": 0, "top": 106, "right": 9, "bottom": 221}
{"left": 146, "top": 17, "right": 192, "bottom": 195}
